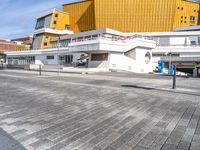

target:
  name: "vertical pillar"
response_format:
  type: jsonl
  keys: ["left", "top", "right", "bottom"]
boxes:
{"left": 172, "top": 65, "right": 176, "bottom": 89}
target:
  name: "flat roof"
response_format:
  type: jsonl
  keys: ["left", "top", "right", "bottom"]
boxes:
{"left": 173, "top": 26, "right": 200, "bottom": 32}
{"left": 37, "top": 9, "right": 69, "bottom": 19}
{"left": 62, "top": 0, "right": 90, "bottom": 6}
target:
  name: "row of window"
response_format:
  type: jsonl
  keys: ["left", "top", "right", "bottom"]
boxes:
{"left": 46, "top": 55, "right": 74, "bottom": 65}
{"left": 7, "top": 56, "right": 35, "bottom": 65}
{"left": 177, "top": 7, "right": 199, "bottom": 13}
{"left": 180, "top": 16, "right": 196, "bottom": 24}
{"left": 51, "top": 39, "right": 71, "bottom": 48}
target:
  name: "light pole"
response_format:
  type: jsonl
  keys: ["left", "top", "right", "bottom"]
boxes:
{"left": 57, "top": 36, "right": 61, "bottom": 76}
{"left": 172, "top": 65, "right": 176, "bottom": 89}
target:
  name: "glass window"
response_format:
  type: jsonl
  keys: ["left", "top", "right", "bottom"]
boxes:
{"left": 55, "top": 14, "right": 58, "bottom": 18}
{"left": 190, "top": 16, "right": 195, "bottom": 24}
{"left": 47, "top": 56, "right": 54, "bottom": 60}
{"left": 91, "top": 53, "right": 108, "bottom": 61}
{"left": 7, "top": 56, "right": 35, "bottom": 65}
{"left": 66, "top": 25, "right": 71, "bottom": 30}
{"left": 44, "top": 42, "right": 48, "bottom": 46}
{"left": 35, "top": 17, "right": 45, "bottom": 29}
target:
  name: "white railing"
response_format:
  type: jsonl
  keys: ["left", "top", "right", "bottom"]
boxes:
{"left": 50, "top": 34, "right": 153, "bottom": 48}
{"left": 156, "top": 44, "right": 200, "bottom": 47}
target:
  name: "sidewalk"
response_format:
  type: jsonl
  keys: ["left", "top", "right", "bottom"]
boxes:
{"left": 1, "top": 69, "right": 200, "bottom": 96}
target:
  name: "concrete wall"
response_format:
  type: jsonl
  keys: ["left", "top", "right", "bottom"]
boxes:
{"left": 109, "top": 48, "right": 153, "bottom": 73}
{"left": 35, "top": 54, "right": 58, "bottom": 65}
{"left": 44, "top": 15, "right": 52, "bottom": 28}
{"left": 135, "top": 48, "right": 153, "bottom": 73}
{"left": 170, "top": 37, "right": 189, "bottom": 45}
{"left": 32, "top": 35, "right": 43, "bottom": 50}
{"left": 35, "top": 53, "right": 83, "bottom": 65}
{"left": 88, "top": 53, "right": 109, "bottom": 68}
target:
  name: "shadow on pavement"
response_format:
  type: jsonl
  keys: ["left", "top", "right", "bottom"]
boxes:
{"left": 0, "top": 128, "right": 26, "bottom": 150}
{"left": 122, "top": 85, "right": 200, "bottom": 97}
{"left": 122, "top": 85, "right": 154, "bottom": 90}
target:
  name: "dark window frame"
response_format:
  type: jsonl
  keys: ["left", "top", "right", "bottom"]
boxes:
{"left": 91, "top": 53, "right": 108, "bottom": 61}
{"left": 46, "top": 56, "right": 54, "bottom": 60}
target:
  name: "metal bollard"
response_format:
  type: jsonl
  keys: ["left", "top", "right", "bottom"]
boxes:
{"left": 39, "top": 65, "right": 42, "bottom": 76}
{"left": 172, "top": 65, "right": 176, "bottom": 89}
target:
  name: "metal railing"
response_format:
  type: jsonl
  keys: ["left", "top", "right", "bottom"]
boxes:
{"left": 156, "top": 44, "right": 200, "bottom": 47}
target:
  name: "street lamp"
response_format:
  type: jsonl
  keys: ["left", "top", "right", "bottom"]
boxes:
{"left": 57, "top": 36, "right": 61, "bottom": 76}
{"left": 164, "top": 52, "right": 176, "bottom": 89}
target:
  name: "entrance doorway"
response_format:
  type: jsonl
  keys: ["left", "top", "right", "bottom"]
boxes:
{"left": 60, "top": 55, "right": 73, "bottom": 66}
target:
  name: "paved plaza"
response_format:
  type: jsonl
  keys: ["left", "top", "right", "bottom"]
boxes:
{"left": 0, "top": 70, "right": 200, "bottom": 150}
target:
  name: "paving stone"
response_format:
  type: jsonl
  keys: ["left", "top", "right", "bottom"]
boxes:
{"left": 0, "top": 70, "right": 200, "bottom": 150}
{"left": 161, "top": 144, "right": 177, "bottom": 150}
{"left": 190, "top": 142, "right": 200, "bottom": 150}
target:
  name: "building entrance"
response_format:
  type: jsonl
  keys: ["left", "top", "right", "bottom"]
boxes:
{"left": 60, "top": 55, "right": 73, "bottom": 66}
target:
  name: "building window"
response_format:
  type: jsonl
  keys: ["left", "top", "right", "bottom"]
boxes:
{"left": 181, "top": 16, "right": 183, "bottom": 19}
{"left": 191, "top": 41, "right": 196, "bottom": 45}
{"left": 7, "top": 56, "right": 35, "bottom": 65}
{"left": 45, "top": 35, "right": 48, "bottom": 39}
{"left": 181, "top": 7, "right": 183, "bottom": 10}
{"left": 177, "top": 7, "right": 180, "bottom": 9}
{"left": 190, "top": 16, "right": 195, "bottom": 24}
{"left": 55, "top": 14, "right": 58, "bottom": 18}
{"left": 181, "top": 20, "right": 183, "bottom": 23}
{"left": 66, "top": 25, "right": 71, "bottom": 30}
{"left": 46, "top": 56, "right": 54, "bottom": 60}
{"left": 91, "top": 53, "right": 108, "bottom": 61}
{"left": 184, "top": 21, "right": 187, "bottom": 23}
{"left": 53, "top": 21, "right": 57, "bottom": 24}
{"left": 145, "top": 52, "right": 151, "bottom": 64}
{"left": 44, "top": 42, "right": 48, "bottom": 46}
{"left": 194, "top": 10, "right": 196, "bottom": 12}
{"left": 35, "top": 17, "right": 45, "bottom": 29}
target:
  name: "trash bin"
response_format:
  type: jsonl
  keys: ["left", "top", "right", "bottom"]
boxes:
{"left": 158, "top": 60, "right": 165, "bottom": 73}
{"left": 169, "top": 65, "right": 175, "bottom": 76}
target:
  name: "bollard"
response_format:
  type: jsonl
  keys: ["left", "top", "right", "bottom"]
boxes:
{"left": 172, "top": 65, "right": 176, "bottom": 89}
{"left": 39, "top": 65, "right": 42, "bottom": 76}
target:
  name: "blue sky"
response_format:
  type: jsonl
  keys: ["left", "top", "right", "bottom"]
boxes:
{"left": 0, "top": 0, "right": 78, "bottom": 39}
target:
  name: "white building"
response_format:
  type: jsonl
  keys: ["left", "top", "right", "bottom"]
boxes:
{"left": 5, "top": 27, "right": 200, "bottom": 74}
{"left": 5, "top": 28, "right": 156, "bottom": 73}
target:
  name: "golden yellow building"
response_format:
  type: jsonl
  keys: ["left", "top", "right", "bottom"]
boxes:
{"left": 63, "top": 0, "right": 200, "bottom": 33}
{"left": 33, "top": 0, "right": 200, "bottom": 49}
{"left": 33, "top": 9, "right": 72, "bottom": 49}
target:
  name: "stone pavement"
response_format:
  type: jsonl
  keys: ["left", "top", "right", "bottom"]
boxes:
{"left": 0, "top": 127, "right": 26, "bottom": 150}
{"left": 0, "top": 70, "right": 200, "bottom": 150}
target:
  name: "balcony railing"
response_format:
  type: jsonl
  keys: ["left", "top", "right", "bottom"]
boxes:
{"left": 156, "top": 44, "right": 200, "bottom": 47}
{"left": 50, "top": 34, "right": 153, "bottom": 48}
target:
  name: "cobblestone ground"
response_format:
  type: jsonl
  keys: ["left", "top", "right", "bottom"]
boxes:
{"left": 0, "top": 70, "right": 200, "bottom": 150}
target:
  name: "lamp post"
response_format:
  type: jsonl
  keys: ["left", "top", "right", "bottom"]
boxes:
{"left": 57, "top": 36, "right": 61, "bottom": 76}
{"left": 172, "top": 65, "right": 176, "bottom": 89}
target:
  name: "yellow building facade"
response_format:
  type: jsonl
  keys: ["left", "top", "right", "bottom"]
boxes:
{"left": 62, "top": 0, "right": 200, "bottom": 33}
{"left": 33, "top": 9, "right": 71, "bottom": 49}
{"left": 41, "top": 9, "right": 70, "bottom": 49}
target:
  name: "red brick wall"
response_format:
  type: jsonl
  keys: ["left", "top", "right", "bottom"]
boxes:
{"left": 0, "top": 43, "right": 18, "bottom": 51}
